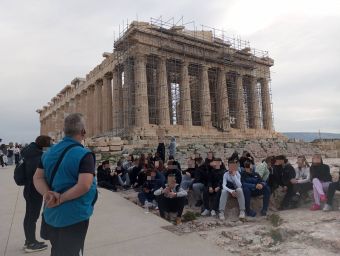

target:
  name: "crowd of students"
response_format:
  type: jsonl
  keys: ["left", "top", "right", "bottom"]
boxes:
{"left": 96, "top": 148, "right": 340, "bottom": 224}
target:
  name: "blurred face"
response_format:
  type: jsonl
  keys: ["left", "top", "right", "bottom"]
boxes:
{"left": 103, "top": 163, "right": 110, "bottom": 169}
{"left": 155, "top": 161, "right": 159, "bottom": 168}
{"left": 297, "top": 157, "right": 304, "bottom": 168}
{"left": 275, "top": 159, "right": 284, "bottom": 166}
{"left": 213, "top": 161, "right": 221, "bottom": 169}
{"left": 151, "top": 170, "right": 156, "bottom": 178}
{"left": 228, "top": 163, "right": 237, "bottom": 174}
{"left": 168, "top": 177, "right": 176, "bottom": 188}
{"left": 208, "top": 152, "right": 213, "bottom": 160}
{"left": 187, "top": 159, "right": 195, "bottom": 168}
{"left": 312, "top": 155, "right": 322, "bottom": 165}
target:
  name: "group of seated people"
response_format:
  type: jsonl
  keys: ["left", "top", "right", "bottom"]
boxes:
{"left": 96, "top": 150, "right": 340, "bottom": 224}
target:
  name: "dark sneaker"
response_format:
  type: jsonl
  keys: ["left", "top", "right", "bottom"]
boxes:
{"left": 246, "top": 209, "right": 257, "bottom": 217}
{"left": 23, "top": 241, "right": 46, "bottom": 250}
{"left": 24, "top": 242, "right": 48, "bottom": 253}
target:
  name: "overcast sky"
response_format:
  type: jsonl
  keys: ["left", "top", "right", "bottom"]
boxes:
{"left": 0, "top": 0, "right": 339, "bottom": 144}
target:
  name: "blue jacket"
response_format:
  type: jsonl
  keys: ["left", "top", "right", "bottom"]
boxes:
{"left": 241, "top": 169, "right": 265, "bottom": 191}
{"left": 42, "top": 137, "right": 97, "bottom": 228}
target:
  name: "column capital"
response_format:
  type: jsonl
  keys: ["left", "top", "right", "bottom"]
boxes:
{"left": 104, "top": 72, "right": 113, "bottom": 80}
{"left": 95, "top": 79, "right": 103, "bottom": 86}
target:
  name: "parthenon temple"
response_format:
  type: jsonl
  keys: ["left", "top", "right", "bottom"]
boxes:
{"left": 37, "top": 19, "right": 279, "bottom": 142}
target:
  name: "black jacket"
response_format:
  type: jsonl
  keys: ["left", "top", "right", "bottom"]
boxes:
{"left": 97, "top": 165, "right": 112, "bottom": 183}
{"left": 310, "top": 164, "right": 332, "bottom": 182}
{"left": 164, "top": 168, "right": 182, "bottom": 185}
{"left": 21, "top": 142, "right": 43, "bottom": 195}
{"left": 193, "top": 165, "right": 209, "bottom": 185}
{"left": 156, "top": 143, "right": 165, "bottom": 162}
{"left": 207, "top": 168, "right": 225, "bottom": 188}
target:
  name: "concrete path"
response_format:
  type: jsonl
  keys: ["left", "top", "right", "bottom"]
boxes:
{"left": 0, "top": 166, "right": 226, "bottom": 256}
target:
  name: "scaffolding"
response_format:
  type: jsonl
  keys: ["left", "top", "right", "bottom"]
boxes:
{"left": 38, "top": 17, "right": 275, "bottom": 141}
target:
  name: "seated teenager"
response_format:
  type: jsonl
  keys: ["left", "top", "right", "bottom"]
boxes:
{"left": 274, "top": 155, "right": 297, "bottom": 210}
{"left": 201, "top": 158, "right": 225, "bottom": 217}
{"left": 138, "top": 169, "right": 163, "bottom": 208}
{"left": 291, "top": 155, "right": 312, "bottom": 198}
{"left": 180, "top": 158, "right": 196, "bottom": 190}
{"left": 97, "top": 160, "right": 117, "bottom": 191}
{"left": 239, "top": 150, "right": 255, "bottom": 169}
{"left": 192, "top": 157, "right": 208, "bottom": 207}
{"left": 309, "top": 154, "right": 332, "bottom": 211}
{"left": 154, "top": 160, "right": 166, "bottom": 185}
{"left": 165, "top": 160, "right": 182, "bottom": 185}
{"left": 324, "top": 177, "right": 340, "bottom": 211}
{"left": 256, "top": 156, "right": 275, "bottom": 182}
{"left": 115, "top": 160, "right": 131, "bottom": 188}
{"left": 219, "top": 157, "right": 246, "bottom": 220}
{"left": 241, "top": 161, "right": 271, "bottom": 217}
{"left": 154, "top": 174, "right": 188, "bottom": 225}
{"left": 168, "top": 155, "right": 181, "bottom": 172}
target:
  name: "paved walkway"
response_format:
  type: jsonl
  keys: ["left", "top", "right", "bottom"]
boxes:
{"left": 0, "top": 166, "right": 226, "bottom": 256}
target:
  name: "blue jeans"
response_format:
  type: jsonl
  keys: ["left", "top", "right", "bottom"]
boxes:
{"left": 138, "top": 191, "right": 155, "bottom": 205}
{"left": 243, "top": 184, "right": 270, "bottom": 212}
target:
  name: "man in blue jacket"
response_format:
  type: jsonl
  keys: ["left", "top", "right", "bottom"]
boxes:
{"left": 34, "top": 113, "right": 97, "bottom": 256}
{"left": 241, "top": 161, "right": 271, "bottom": 217}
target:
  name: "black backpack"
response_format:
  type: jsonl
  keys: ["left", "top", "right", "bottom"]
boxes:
{"left": 14, "top": 159, "right": 26, "bottom": 186}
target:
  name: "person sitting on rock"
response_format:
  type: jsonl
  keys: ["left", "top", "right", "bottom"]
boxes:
{"left": 201, "top": 158, "right": 225, "bottom": 217}
{"left": 138, "top": 169, "right": 163, "bottom": 208}
{"left": 309, "top": 154, "right": 332, "bottom": 211}
{"left": 192, "top": 157, "right": 208, "bottom": 207}
{"left": 241, "top": 161, "right": 271, "bottom": 217}
{"left": 291, "top": 155, "right": 312, "bottom": 199}
{"left": 114, "top": 160, "right": 131, "bottom": 189}
{"left": 323, "top": 173, "right": 340, "bottom": 211}
{"left": 97, "top": 160, "right": 117, "bottom": 191}
{"left": 165, "top": 159, "right": 182, "bottom": 185}
{"left": 256, "top": 156, "right": 275, "bottom": 182}
{"left": 219, "top": 157, "right": 246, "bottom": 220}
{"left": 239, "top": 150, "right": 255, "bottom": 169}
{"left": 274, "top": 155, "right": 297, "bottom": 210}
{"left": 180, "top": 158, "right": 196, "bottom": 190}
{"left": 154, "top": 174, "right": 187, "bottom": 225}
{"left": 168, "top": 155, "right": 181, "bottom": 171}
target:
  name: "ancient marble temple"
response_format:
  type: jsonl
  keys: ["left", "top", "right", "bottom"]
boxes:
{"left": 37, "top": 20, "right": 278, "bottom": 142}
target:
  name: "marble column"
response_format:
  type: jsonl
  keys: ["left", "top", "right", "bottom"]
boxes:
{"left": 249, "top": 76, "right": 261, "bottom": 129}
{"left": 86, "top": 86, "right": 95, "bottom": 137}
{"left": 112, "top": 69, "right": 120, "bottom": 130}
{"left": 235, "top": 73, "right": 246, "bottom": 130}
{"left": 158, "top": 57, "right": 170, "bottom": 126}
{"left": 94, "top": 80, "right": 103, "bottom": 136}
{"left": 75, "top": 94, "right": 81, "bottom": 113}
{"left": 261, "top": 77, "right": 273, "bottom": 130}
{"left": 201, "top": 64, "right": 212, "bottom": 128}
{"left": 134, "top": 54, "right": 149, "bottom": 127}
{"left": 102, "top": 73, "right": 113, "bottom": 133}
{"left": 69, "top": 98, "right": 75, "bottom": 114}
{"left": 217, "top": 67, "right": 230, "bottom": 130}
{"left": 123, "top": 63, "right": 131, "bottom": 128}
{"left": 180, "top": 60, "right": 192, "bottom": 127}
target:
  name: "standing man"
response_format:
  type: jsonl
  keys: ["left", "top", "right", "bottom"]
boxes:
{"left": 22, "top": 135, "right": 52, "bottom": 252}
{"left": 34, "top": 113, "right": 97, "bottom": 256}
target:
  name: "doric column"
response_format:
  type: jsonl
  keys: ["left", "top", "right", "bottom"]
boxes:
{"left": 112, "top": 69, "right": 120, "bottom": 130}
{"left": 51, "top": 111, "right": 57, "bottom": 137}
{"left": 235, "top": 73, "right": 246, "bottom": 130}
{"left": 180, "top": 60, "right": 192, "bottom": 127}
{"left": 69, "top": 98, "right": 75, "bottom": 114}
{"left": 94, "top": 80, "right": 103, "bottom": 136}
{"left": 261, "top": 77, "right": 273, "bottom": 130}
{"left": 86, "top": 86, "right": 95, "bottom": 137}
{"left": 75, "top": 94, "right": 81, "bottom": 113}
{"left": 217, "top": 67, "right": 230, "bottom": 130}
{"left": 123, "top": 63, "right": 131, "bottom": 128}
{"left": 249, "top": 76, "right": 261, "bottom": 129}
{"left": 81, "top": 90, "right": 87, "bottom": 118}
{"left": 201, "top": 64, "right": 212, "bottom": 128}
{"left": 134, "top": 54, "right": 149, "bottom": 127}
{"left": 102, "top": 73, "right": 113, "bottom": 133}
{"left": 158, "top": 57, "right": 170, "bottom": 126}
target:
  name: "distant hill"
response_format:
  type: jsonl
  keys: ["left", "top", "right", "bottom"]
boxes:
{"left": 282, "top": 132, "right": 340, "bottom": 142}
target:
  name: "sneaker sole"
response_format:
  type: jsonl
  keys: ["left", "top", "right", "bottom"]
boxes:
{"left": 24, "top": 247, "right": 48, "bottom": 253}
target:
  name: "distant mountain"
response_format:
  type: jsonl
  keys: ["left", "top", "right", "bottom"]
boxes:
{"left": 282, "top": 132, "right": 340, "bottom": 142}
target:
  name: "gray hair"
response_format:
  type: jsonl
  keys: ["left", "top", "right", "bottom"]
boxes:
{"left": 64, "top": 113, "right": 85, "bottom": 137}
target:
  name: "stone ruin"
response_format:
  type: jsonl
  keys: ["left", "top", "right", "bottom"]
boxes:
{"left": 36, "top": 18, "right": 286, "bottom": 146}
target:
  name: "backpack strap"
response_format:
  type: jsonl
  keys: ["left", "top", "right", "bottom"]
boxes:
{"left": 47, "top": 144, "right": 80, "bottom": 188}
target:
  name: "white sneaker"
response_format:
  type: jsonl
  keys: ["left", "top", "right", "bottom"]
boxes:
{"left": 201, "top": 209, "right": 210, "bottom": 216}
{"left": 323, "top": 204, "right": 332, "bottom": 211}
{"left": 239, "top": 210, "right": 245, "bottom": 219}
{"left": 219, "top": 212, "right": 225, "bottom": 220}
{"left": 211, "top": 210, "right": 216, "bottom": 217}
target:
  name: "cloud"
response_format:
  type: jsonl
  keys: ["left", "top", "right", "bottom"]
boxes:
{"left": 0, "top": 0, "right": 339, "bottom": 143}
